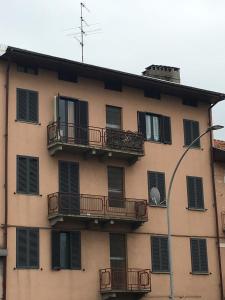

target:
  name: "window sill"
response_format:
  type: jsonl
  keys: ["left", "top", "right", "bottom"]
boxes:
{"left": 183, "top": 145, "right": 202, "bottom": 150}
{"left": 190, "top": 272, "right": 211, "bottom": 275}
{"left": 144, "top": 139, "right": 171, "bottom": 145}
{"left": 152, "top": 271, "right": 170, "bottom": 274}
{"left": 15, "top": 266, "right": 39, "bottom": 270}
{"left": 149, "top": 204, "right": 167, "bottom": 208}
{"left": 15, "top": 192, "right": 42, "bottom": 197}
{"left": 186, "top": 207, "right": 207, "bottom": 212}
{"left": 15, "top": 119, "right": 41, "bottom": 125}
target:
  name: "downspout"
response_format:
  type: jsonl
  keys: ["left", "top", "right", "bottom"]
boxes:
{"left": 208, "top": 101, "right": 224, "bottom": 300}
{"left": 3, "top": 50, "right": 12, "bottom": 300}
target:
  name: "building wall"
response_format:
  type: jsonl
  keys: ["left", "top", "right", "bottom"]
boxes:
{"left": 214, "top": 160, "right": 225, "bottom": 297}
{"left": 0, "top": 62, "right": 221, "bottom": 299}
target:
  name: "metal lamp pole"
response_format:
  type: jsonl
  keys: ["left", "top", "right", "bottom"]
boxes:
{"left": 166, "top": 125, "right": 223, "bottom": 300}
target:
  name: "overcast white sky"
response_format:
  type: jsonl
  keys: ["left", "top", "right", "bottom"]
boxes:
{"left": 0, "top": 0, "right": 225, "bottom": 138}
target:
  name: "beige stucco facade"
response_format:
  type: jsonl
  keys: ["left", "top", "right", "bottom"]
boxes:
{"left": 0, "top": 51, "right": 223, "bottom": 300}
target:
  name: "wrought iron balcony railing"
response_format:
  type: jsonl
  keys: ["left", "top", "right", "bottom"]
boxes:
{"left": 99, "top": 268, "right": 151, "bottom": 293}
{"left": 222, "top": 211, "right": 225, "bottom": 232}
{"left": 48, "top": 192, "right": 148, "bottom": 224}
{"left": 47, "top": 121, "right": 144, "bottom": 160}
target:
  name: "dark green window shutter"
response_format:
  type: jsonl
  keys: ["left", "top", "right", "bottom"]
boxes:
{"left": 70, "top": 232, "right": 81, "bottom": 269}
{"left": 151, "top": 236, "right": 169, "bottom": 272}
{"left": 17, "top": 228, "right": 39, "bottom": 268}
{"left": 187, "top": 176, "right": 204, "bottom": 209}
{"left": 17, "top": 89, "right": 38, "bottom": 123}
{"left": 17, "top": 156, "right": 28, "bottom": 193}
{"left": 52, "top": 231, "right": 61, "bottom": 270}
{"left": 28, "top": 91, "right": 38, "bottom": 122}
{"left": 137, "top": 112, "right": 146, "bottom": 139}
{"left": 77, "top": 100, "right": 88, "bottom": 144}
{"left": 29, "top": 158, "right": 39, "bottom": 194}
{"left": 184, "top": 119, "right": 200, "bottom": 147}
{"left": 190, "top": 239, "right": 208, "bottom": 273}
{"left": 28, "top": 229, "right": 39, "bottom": 268}
{"left": 148, "top": 171, "right": 166, "bottom": 206}
{"left": 161, "top": 116, "right": 172, "bottom": 144}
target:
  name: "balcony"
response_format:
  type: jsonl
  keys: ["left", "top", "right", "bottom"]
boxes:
{"left": 47, "top": 121, "right": 144, "bottom": 164}
{"left": 48, "top": 192, "right": 148, "bottom": 227}
{"left": 99, "top": 268, "right": 151, "bottom": 299}
{"left": 222, "top": 211, "right": 225, "bottom": 232}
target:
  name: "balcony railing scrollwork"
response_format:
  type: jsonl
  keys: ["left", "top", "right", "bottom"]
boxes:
{"left": 48, "top": 192, "right": 148, "bottom": 223}
{"left": 47, "top": 121, "right": 144, "bottom": 158}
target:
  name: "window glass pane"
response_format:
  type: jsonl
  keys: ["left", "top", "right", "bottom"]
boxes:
{"left": 106, "top": 106, "right": 121, "bottom": 129}
{"left": 146, "top": 115, "right": 152, "bottom": 140}
{"left": 153, "top": 116, "right": 160, "bottom": 141}
{"left": 60, "top": 233, "right": 70, "bottom": 269}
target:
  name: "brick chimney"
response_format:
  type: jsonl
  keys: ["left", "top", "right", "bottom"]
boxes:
{"left": 142, "top": 65, "right": 180, "bottom": 84}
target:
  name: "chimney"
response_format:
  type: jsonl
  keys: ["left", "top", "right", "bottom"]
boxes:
{"left": 142, "top": 65, "right": 180, "bottom": 84}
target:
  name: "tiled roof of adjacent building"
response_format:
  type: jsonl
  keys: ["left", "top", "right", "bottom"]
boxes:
{"left": 213, "top": 139, "right": 225, "bottom": 151}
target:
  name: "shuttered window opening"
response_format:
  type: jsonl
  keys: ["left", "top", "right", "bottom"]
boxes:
{"left": 151, "top": 236, "right": 169, "bottom": 272}
{"left": 138, "top": 112, "right": 172, "bottom": 144}
{"left": 17, "top": 156, "right": 39, "bottom": 195}
{"left": 17, "top": 64, "right": 38, "bottom": 75}
{"left": 17, "top": 88, "right": 38, "bottom": 123}
{"left": 52, "top": 231, "right": 81, "bottom": 270}
{"left": 183, "top": 119, "right": 200, "bottom": 148}
{"left": 58, "top": 70, "right": 78, "bottom": 83}
{"left": 148, "top": 171, "right": 166, "bottom": 206}
{"left": 16, "top": 228, "right": 39, "bottom": 268}
{"left": 108, "top": 166, "right": 124, "bottom": 208}
{"left": 187, "top": 176, "right": 204, "bottom": 210}
{"left": 144, "top": 88, "right": 161, "bottom": 100}
{"left": 106, "top": 106, "right": 122, "bottom": 129}
{"left": 104, "top": 79, "right": 122, "bottom": 92}
{"left": 190, "top": 238, "right": 208, "bottom": 274}
{"left": 182, "top": 98, "right": 198, "bottom": 107}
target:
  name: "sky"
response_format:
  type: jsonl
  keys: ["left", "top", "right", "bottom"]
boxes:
{"left": 0, "top": 0, "right": 225, "bottom": 138}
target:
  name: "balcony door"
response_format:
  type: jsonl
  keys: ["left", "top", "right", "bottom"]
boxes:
{"left": 59, "top": 161, "right": 80, "bottom": 215}
{"left": 108, "top": 166, "right": 124, "bottom": 208}
{"left": 57, "top": 96, "right": 88, "bottom": 144}
{"left": 110, "top": 234, "right": 127, "bottom": 290}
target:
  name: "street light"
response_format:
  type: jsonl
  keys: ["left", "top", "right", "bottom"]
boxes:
{"left": 167, "top": 124, "right": 224, "bottom": 300}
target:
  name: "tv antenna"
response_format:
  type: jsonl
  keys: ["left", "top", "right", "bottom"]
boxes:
{"left": 65, "top": 2, "right": 101, "bottom": 63}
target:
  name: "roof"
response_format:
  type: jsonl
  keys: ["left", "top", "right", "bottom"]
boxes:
{"left": 213, "top": 139, "right": 225, "bottom": 162}
{"left": 1, "top": 46, "right": 225, "bottom": 104}
{"left": 145, "top": 65, "right": 180, "bottom": 71}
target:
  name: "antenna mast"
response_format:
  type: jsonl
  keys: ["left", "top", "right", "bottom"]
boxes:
{"left": 80, "top": 2, "right": 84, "bottom": 62}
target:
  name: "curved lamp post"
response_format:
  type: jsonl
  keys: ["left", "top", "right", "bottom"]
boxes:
{"left": 167, "top": 125, "right": 224, "bottom": 300}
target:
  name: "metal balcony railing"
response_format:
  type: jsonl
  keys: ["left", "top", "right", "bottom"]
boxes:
{"left": 99, "top": 268, "right": 151, "bottom": 293}
{"left": 47, "top": 121, "right": 144, "bottom": 155}
{"left": 48, "top": 192, "right": 148, "bottom": 223}
{"left": 222, "top": 211, "right": 225, "bottom": 232}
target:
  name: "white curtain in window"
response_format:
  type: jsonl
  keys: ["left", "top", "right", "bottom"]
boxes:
{"left": 153, "top": 116, "right": 160, "bottom": 141}
{"left": 146, "top": 115, "right": 152, "bottom": 140}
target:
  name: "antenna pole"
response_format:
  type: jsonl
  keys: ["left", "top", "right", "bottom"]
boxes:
{"left": 80, "top": 2, "right": 84, "bottom": 62}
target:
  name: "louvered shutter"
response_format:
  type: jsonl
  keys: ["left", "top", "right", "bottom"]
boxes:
{"left": 78, "top": 100, "right": 88, "bottom": 144}
{"left": 29, "top": 229, "right": 39, "bottom": 268}
{"left": 196, "top": 178, "right": 204, "bottom": 209}
{"left": 160, "top": 238, "right": 169, "bottom": 271}
{"left": 17, "top": 156, "right": 28, "bottom": 193}
{"left": 17, "top": 89, "right": 28, "bottom": 121}
{"left": 151, "top": 236, "right": 169, "bottom": 272}
{"left": 184, "top": 120, "right": 192, "bottom": 146}
{"left": 199, "top": 239, "right": 208, "bottom": 272}
{"left": 17, "top": 228, "right": 28, "bottom": 268}
{"left": 59, "top": 161, "right": 69, "bottom": 193}
{"left": 52, "top": 231, "right": 61, "bottom": 270}
{"left": 192, "top": 121, "right": 200, "bottom": 147}
{"left": 187, "top": 177, "right": 204, "bottom": 209}
{"left": 151, "top": 236, "right": 160, "bottom": 272}
{"left": 70, "top": 232, "right": 81, "bottom": 269}
{"left": 191, "top": 239, "right": 208, "bottom": 273}
{"left": 28, "top": 157, "right": 39, "bottom": 194}
{"left": 137, "top": 112, "right": 146, "bottom": 139}
{"left": 28, "top": 91, "right": 38, "bottom": 122}
{"left": 161, "top": 116, "right": 172, "bottom": 144}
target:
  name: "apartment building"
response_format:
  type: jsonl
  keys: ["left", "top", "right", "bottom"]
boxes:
{"left": 213, "top": 140, "right": 225, "bottom": 298}
{"left": 0, "top": 46, "right": 224, "bottom": 300}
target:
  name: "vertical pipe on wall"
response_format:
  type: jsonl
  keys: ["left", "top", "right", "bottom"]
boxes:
{"left": 3, "top": 50, "right": 11, "bottom": 300}
{"left": 208, "top": 102, "right": 224, "bottom": 300}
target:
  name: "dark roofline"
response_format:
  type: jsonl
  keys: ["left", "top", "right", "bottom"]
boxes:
{"left": 213, "top": 147, "right": 225, "bottom": 163}
{"left": 1, "top": 46, "right": 225, "bottom": 104}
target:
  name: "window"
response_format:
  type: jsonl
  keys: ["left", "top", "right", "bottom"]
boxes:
{"left": 108, "top": 166, "right": 124, "bottom": 208}
{"left": 183, "top": 119, "right": 200, "bottom": 148}
{"left": 17, "top": 156, "right": 39, "bottom": 194}
{"left": 106, "top": 106, "right": 122, "bottom": 129}
{"left": 58, "top": 70, "right": 77, "bottom": 83}
{"left": 138, "top": 112, "right": 171, "bottom": 144}
{"left": 17, "top": 64, "right": 38, "bottom": 75}
{"left": 144, "top": 88, "right": 161, "bottom": 100}
{"left": 17, "top": 88, "right": 38, "bottom": 123}
{"left": 151, "top": 236, "right": 169, "bottom": 272}
{"left": 190, "top": 238, "right": 208, "bottom": 274}
{"left": 52, "top": 231, "right": 81, "bottom": 270}
{"left": 104, "top": 79, "right": 122, "bottom": 92}
{"left": 148, "top": 171, "right": 166, "bottom": 206}
{"left": 16, "top": 228, "right": 39, "bottom": 268}
{"left": 182, "top": 98, "right": 198, "bottom": 107}
{"left": 187, "top": 176, "right": 204, "bottom": 210}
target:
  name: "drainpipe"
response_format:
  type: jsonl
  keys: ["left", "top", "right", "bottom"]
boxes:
{"left": 208, "top": 101, "right": 224, "bottom": 300}
{"left": 3, "top": 50, "right": 12, "bottom": 300}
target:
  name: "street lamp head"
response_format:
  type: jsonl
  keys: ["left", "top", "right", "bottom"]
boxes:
{"left": 207, "top": 125, "right": 224, "bottom": 132}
